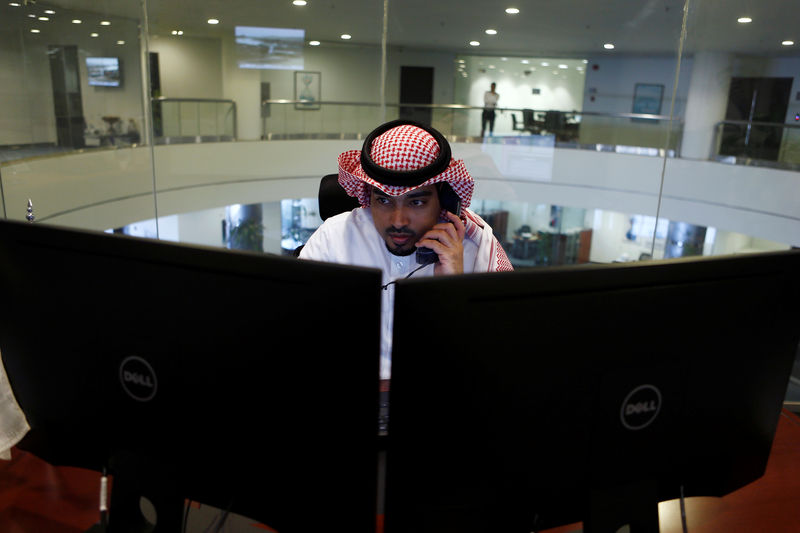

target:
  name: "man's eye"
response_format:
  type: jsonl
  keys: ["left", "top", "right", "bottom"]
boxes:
{"left": 410, "top": 199, "right": 426, "bottom": 207}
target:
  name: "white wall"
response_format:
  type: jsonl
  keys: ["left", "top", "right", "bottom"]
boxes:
{"left": 4, "top": 141, "right": 798, "bottom": 251}
{"left": 148, "top": 35, "right": 223, "bottom": 99}
{"left": 453, "top": 56, "right": 588, "bottom": 137}
{"left": 578, "top": 54, "right": 693, "bottom": 148}
{"left": 0, "top": 9, "right": 146, "bottom": 145}
{"left": 0, "top": 25, "right": 55, "bottom": 145}
{"left": 581, "top": 54, "right": 692, "bottom": 116}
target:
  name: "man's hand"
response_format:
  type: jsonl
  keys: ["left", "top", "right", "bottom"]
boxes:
{"left": 416, "top": 211, "right": 465, "bottom": 275}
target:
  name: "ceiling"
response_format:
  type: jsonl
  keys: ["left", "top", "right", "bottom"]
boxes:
{"left": 10, "top": 0, "right": 800, "bottom": 58}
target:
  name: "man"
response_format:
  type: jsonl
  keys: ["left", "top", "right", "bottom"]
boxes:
{"left": 481, "top": 82, "right": 500, "bottom": 137}
{"left": 300, "top": 120, "right": 513, "bottom": 379}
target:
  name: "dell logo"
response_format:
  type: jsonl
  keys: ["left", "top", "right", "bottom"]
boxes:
{"left": 119, "top": 356, "right": 158, "bottom": 402}
{"left": 123, "top": 370, "right": 154, "bottom": 388}
{"left": 625, "top": 400, "right": 658, "bottom": 416}
{"left": 620, "top": 384, "right": 661, "bottom": 430}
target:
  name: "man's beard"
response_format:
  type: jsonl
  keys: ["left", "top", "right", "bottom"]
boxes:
{"left": 385, "top": 227, "right": 417, "bottom": 256}
{"left": 385, "top": 243, "right": 416, "bottom": 257}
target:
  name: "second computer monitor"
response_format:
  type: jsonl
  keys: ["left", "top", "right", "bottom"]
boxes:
{"left": 386, "top": 250, "right": 800, "bottom": 532}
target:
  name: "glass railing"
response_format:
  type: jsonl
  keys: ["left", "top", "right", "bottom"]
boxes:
{"left": 260, "top": 100, "right": 682, "bottom": 154}
{"left": 153, "top": 98, "right": 237, "bottom": 144}
{"left": 711, "top": 120, "right": 800, "bottom": 169}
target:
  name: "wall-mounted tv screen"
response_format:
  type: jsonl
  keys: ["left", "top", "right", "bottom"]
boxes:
{"left": 235, "top": 26, "right": 304, "bottom": 70}
{"left": 86, "top": 56, "right": 122, "bottom": 87}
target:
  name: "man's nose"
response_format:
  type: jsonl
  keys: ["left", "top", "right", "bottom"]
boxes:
{"left": 390, "top": 206, "right": 410, "bottom": 228}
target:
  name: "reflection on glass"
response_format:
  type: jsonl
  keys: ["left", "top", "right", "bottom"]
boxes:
{"left": 111, "top": 199, "right": 790, "bottom": 272}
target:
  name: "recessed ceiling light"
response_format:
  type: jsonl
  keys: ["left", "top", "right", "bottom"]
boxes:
{"left": 521, "top": 59, "right": 529, "bottom": 64}
{"left": 469, "top": 40, "right": 480, "bottom": 46}
{"left": 100, "top": 21, "right": 111, "bottom": 26}
{"left": 90, "top": 32, "right": 99, "bottom": 37}
{"left": 44, "top": 9, "right": 55, "bottom": 14}
{"left": 38, "top": 16, "right": 48, "bottom": 21}
{"left": 207, "top": 18, "right": 219, "bottom": 24}
{"left": 293, "top": 0, "right": 307, "bottom": 5}
{"left": 340, "top": 34, "right": 351, "bottom": 39}
{"left": 782, "top": 40, "right": 795, "bottom": 46}
{"left": 558, "top": 64, "right": 568, "bottom": 69}
{"left": 30, "top": 28, "right": 40, "bottom": 33}
{"left": 27, "top": 13, "right": 34, "bottom": 17}
{"left": 603, "top": 43, "right": 615, "bottom": 49}
{"left": 72, "top": 19, "right": 82, "bottom": 24}
{"left": 505, "top": 7, "right": 519, "bottom": 14}
{"left": 178, "top": 30, "right": 183, "bottom": 35}
{"left": 583, "top": 59, "right": 588, "bottom": 63}
{"left": 171, "top": 30, "right": 178, "bottom": 35}
{"left": 116, "top": 40, "right": 125, "bottom": 45}
{"left": 541, "top": 61, "right": 549, "bottom": 66}
{"left": 485, "top": 29, "right": 497, "bottom": 35}
{"left": 9, "top": 2, "right": 21, "bottom": 6}
{"left": 737, "top": 17, "right": 752, "bottom": 23}
{"left": 309, "top": 40, "right": 320, "bottom": 46}
{"left": 501, "top": 57, "right": 507, "bottom": 61}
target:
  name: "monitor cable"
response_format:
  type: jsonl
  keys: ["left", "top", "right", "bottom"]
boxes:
{"left": 97, "top": 467, "right": 109, "bottom": 533}
{"left": 679, "top": 484, "right": 688, "bottom": 533}
{"left": 203, "top": 500, "right": 233, "bottom": 533}
{"left": 381, "top": 263, "right": 428, "bottom": 290}
{"left": 182, "top": 499, "right": 193, "bottom": 533}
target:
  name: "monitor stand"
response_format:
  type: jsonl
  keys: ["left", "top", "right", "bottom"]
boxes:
{"left": 86, "top": 451, "right": 185, "bottom": 533}
{"left": 584, "top": 479, "right": 660, "bottom": 533}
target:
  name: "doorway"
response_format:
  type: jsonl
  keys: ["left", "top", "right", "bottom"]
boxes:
{"left": 399, "top": 66, "right": 434, "bottom": 125}
{"left": 719, "top": 77, "right": 792, "bottom": 161}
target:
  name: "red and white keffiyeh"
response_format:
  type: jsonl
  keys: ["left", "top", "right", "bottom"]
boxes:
{"left": 337, "top": 123, "right": 475, "bottom": 208}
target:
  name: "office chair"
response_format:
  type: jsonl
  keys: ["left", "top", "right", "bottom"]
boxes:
{"left": 544, "top": 111, "right": 565, "bottom": 133}
{"left": 318, "top": 173, "right": 360, "bottom": 221}
{"left": 511, "top": 114, "right": 524, "bottom": 132}
{"left": 293, "top": 174, "right": 360, "bottom": 256}
{"left": 511, "top": 110, "right": 540, "bottom": 134}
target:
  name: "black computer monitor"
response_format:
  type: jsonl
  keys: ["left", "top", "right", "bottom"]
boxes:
{"left": 0, "top": 219, "right": 383, "bottom": 533}
{"left": 386, "top": 251, "right": 800, "bottom": 533}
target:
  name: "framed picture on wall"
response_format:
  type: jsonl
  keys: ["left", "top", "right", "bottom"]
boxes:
{"left": 294, "top": 71, "right": 321, "bottom": 110}
{"left": 632, "top": 83, "right": 664, "bottom": 117}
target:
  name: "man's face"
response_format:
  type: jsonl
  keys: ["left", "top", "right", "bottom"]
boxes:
{"left": 370, "top": 185, "right": 442, "bottom": 256}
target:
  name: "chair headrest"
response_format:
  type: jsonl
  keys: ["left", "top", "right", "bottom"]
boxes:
{"left": 318, "top": 173, "right": 360, "bottom": 221}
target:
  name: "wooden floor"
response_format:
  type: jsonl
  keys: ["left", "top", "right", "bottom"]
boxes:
{"left": 1, "top": 410, "right": 799, "bottom": 532}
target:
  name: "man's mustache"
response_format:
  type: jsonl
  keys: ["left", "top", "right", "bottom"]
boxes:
{"left": 386, "top": 227, "right": 415, "bottom": 236}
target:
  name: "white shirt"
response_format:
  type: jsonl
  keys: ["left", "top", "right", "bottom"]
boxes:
{"left": 484, "top": 91, "right": 499, "bottom": 109}
{"left": 299, "top": 207, "right": 510, "bottom": 379}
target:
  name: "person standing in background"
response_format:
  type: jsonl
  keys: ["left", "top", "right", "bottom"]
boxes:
{"left": 481, "top": 82, "right": 500, "bottom": 137}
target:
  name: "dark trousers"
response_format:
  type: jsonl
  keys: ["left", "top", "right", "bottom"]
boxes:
{"left": 481, "top": 109, "right": 496, "bottom": 136}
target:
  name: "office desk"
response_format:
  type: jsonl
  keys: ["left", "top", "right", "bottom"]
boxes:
{"left": 2, "top": 410, "right": 798, "bottom": 532}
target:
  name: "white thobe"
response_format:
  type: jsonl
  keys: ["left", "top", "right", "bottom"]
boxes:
{"left": 299, "top": 207, "right": 511, "bottom": 379}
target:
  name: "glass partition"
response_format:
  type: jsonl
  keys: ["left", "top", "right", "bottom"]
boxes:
{"left": 659, "top": 0, "right": 799, "bottom": 259}
{"left": 2, "top": 0, "right": 797, "bottom": 254}
{"left": 144, "top": 0, "right": 386, "bottom": 241}
{"left": 0, "top": 0, "right": 156, "bottom": 230}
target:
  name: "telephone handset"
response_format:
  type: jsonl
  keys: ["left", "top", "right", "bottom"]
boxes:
{"left": 416, "top": 185, "right": 462, "bottom": 265}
